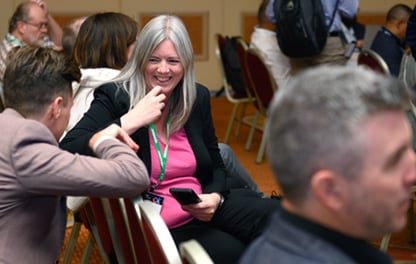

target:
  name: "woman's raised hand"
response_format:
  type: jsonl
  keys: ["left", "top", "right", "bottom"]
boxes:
{"left": 121, "top": 86, "right": 166, "bottom": 134}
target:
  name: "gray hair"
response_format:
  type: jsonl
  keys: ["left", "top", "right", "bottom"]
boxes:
{"left": 113, "top": 14, "right": 196, "bottom": 133}
{"left": 266, "top": 65, "right": 411, "bottom": 202}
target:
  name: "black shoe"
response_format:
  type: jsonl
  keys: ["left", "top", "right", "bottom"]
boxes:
{"left": 270, "top": 191, "right": 283, "bottom": 200}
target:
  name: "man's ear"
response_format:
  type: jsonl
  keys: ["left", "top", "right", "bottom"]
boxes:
{"left": 50, "top": 96, "right": 63, "bottom": 120}
{"left": 310, "top": 170, "right": 346, "bottom": 212}
{"left": 16, "top": 21, "right": 27, "bottom": 34}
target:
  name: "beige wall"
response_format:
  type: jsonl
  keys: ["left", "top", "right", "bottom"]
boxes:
{"left": 0, "top": 0, "right": 414, "bottom": 91}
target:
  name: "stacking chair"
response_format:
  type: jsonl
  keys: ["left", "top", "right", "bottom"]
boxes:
{"left": 215, "top": 33, "right": 251, "bottom": 143}
{"left": 357, "top": 49, "right": 390, "bottom": 75}
{"left": 123, "top": 197, "right": 152, "bottom": 263}
{"left": 235, "top": 37, "right": 262, "bottom": 152}
{"left": 61, "top": 209, "right": 94, "bottom": 264}
{"left": 84, "top": 198, "right": 117, "bottom": 263}
{"left": 76, "top": 196, "right": 213, "bottom": 264}
{"left": 245, "top": 47, "right": 277, "bottom": 163}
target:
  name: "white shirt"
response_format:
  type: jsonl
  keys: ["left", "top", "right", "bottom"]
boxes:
{"left": 250, "top": 26, "right": 291, "bottom": 89}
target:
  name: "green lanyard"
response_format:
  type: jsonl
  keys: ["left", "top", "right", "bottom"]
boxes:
{"left": 149, "top": 112, "right": 172, "bottom": 191}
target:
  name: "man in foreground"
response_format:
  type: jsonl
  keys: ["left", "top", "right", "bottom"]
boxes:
{"left": 241, "top": 65, "right": 416, "bottom": 263}
{"left": 0, "top": 47, "right": 151, "bottom": 263}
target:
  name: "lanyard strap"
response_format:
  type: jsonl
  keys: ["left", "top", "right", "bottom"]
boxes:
{"left": 149, "top": 112, "right": 172, "bottom": 188}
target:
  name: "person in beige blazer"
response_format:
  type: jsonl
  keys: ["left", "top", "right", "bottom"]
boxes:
{"left": 0, "top": 47, "right": 162, "bottom": 263}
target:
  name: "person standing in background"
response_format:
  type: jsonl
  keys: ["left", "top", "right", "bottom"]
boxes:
{"left": 250, "top": 0, "right": 291, "bottom": 89}
{"left": 266, "top": 0, "right": 359, "bottom": 75}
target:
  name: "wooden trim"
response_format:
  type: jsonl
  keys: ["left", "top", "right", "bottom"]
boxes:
{"left": 356, "top": 13, "right": 386, "bottom": 26}
{"left": 139, "top": 12, "right": 209, "bottom": 61}
{"left": 53, "top": 13, "right": 92, "bottom": 27}
{"left": 242, "top": 12, "right": 257, "bottom": 43}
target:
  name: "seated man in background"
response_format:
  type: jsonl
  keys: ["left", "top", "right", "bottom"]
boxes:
{"left": 250, "top": 0, "right": 291, "bottom": 89}
{"left": 0, "top": 47, "right": 151, "bottom": 263}
{"left": 0, "top": 0, "right": 63, "bottom": 85}
{"left": 61, "top": 16, "right": 87, "bottom": 59}
{"left": 241, "top": 65, "right": 416, "bottom": 263}
{"left": 370, "top": 3, "right": 412, "bottom": 76}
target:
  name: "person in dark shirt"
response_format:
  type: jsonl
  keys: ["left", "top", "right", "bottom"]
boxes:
{"left": 241, "top": 65, "right": 416, "bottom": 263}
{"left": 370, "top": 4, "right": 412, "bottom": 76}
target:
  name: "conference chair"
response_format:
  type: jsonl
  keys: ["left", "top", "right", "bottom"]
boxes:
{"left": 245, "top": 47, "right": 277, "bottom": 163}
{"left": 215, "top": 33, "right": 252, "bottom": 143}
{"left": 357, "top": 49, "right": 390, "bottom": 75}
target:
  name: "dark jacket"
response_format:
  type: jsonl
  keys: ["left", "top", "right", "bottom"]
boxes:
{"left": 60, "top": 82, "right": 227, "bottom": 194}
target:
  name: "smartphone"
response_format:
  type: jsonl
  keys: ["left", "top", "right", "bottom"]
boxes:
{"left": 169, "top": 188, "right": 202, "bottom": 205}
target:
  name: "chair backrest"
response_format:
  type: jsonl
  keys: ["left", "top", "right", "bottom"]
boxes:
{"left": 179, "top": 239, "right": 214, "bottom": 264}
{"left": 85, "top": 197, "right": 115, "bottom": 263}
{"left": 139, "top": 200, "right": 182, "bottom": 264}
{"left": 235, "top": 37, "right": 258, "bottom": 109}
{"left": 104, "top": 198, "right": 137, "bottom": 264}
{"left": 245, "top": 47, "right": 277, "bottom": 115}
{"left": 214, "top": 33, "right": 247, "bottom": 101}
{"left": 123, "top": 197, "right": 152, "bottom": 263}
{"left": 357, "top": 49, "right": 390, "bottom": 75}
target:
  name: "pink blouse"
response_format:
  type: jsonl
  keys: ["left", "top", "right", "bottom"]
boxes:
{"left": 149, "top": 127, "right": 200, "bottom": 229}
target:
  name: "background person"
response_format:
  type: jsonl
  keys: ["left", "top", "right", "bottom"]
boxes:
{"left": 61, "top": 15, "right": 87, "bottom": 59}
{"left": 241, "top": 65, "right": 416, "bottom": 263}
{"left": 0, "top": 46, "right": 150, "bottom": 263}
{"left": 370, "top": 3, "right": 412, "bottom": 76}
{"left": 250, "top": 0, "right": 291, "bottom": 89}
{"left": 266, "top": 0, "right": 359, "bottom": 75}
{"left": 0, "top": 0, "right": 63, "bottom": 85}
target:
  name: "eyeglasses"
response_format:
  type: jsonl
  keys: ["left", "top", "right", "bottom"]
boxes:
{"left": 23, "top": 21, "right": 48, "bottom": 30}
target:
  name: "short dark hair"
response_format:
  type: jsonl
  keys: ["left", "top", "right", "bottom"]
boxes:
{"left": 3, "top": 47, "right": 81, "bottom": 116}
{"left": 386, "top": 4, "right": 412, "bottom": 23}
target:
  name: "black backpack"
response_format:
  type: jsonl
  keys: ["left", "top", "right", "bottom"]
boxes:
{"left": 273, "top": 0, "right": 339, "bottom": 58}
{"left": 220, "top": 36, "right": 246, "bottom": 96}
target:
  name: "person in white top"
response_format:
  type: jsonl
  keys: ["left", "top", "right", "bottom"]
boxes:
{"left": 250, "top": 0, "right": 291, "bottom": 89}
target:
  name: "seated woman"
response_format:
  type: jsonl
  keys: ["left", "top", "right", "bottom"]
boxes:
{"left": 60, "top": 14, "right": 280, "bottom": 263}
{"left": 64, "top": 13, "right": 262, "bottom": 200}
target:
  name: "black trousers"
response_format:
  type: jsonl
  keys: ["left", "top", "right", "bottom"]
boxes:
{"left": 170, "top": 188, "right": 281, "bottom": 263}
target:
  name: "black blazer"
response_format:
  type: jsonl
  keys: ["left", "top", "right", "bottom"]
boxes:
{"left": 60, "top": 82, "right": 227, "bottom": 194}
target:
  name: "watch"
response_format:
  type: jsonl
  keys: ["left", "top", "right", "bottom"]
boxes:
{"left": 217, "top": 193, "right": 225, "bottom": 209}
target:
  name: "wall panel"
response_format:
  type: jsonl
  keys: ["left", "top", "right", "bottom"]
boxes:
{"left": 0, "top": 0, "right": 413, "bottom": 91}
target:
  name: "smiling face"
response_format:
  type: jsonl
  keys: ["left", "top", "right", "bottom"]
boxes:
{"left": 144, "top": 39, "right": 184, "bottom": 98}
{"left": 341, "top": 111, "right": 416, "bottom": 239}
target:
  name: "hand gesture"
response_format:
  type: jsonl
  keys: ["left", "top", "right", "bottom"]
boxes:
{"left": 121, "top": 86, "right": 166, "bottom": 135}
{"left": 89, "top": 124, "right": 139, "bottom": 152}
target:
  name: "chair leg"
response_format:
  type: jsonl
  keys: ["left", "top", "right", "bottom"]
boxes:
{"left": 256, "top": 128, "right": 267, "bottom": 164}
{"left": 224, "top": 103, "right": 239, "bottom": 144}
{"left": 80, "top": 232, "right": 94, "bottom": 264}
{"left": 62, "top": 220, "right": 82, "bottom": 264}
{"left": 245, "top": 111, "right": 260, "bottom": 151}
{"left": 379, "top": 233, "right": 391, "bottom": 252}
{"left": 234, "top": 103, "right": 247, "bottom": 138}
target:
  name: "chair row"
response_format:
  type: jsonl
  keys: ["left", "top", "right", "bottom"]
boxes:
{"left": 62, "top": 197, "right": 213, "bottom": 264}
